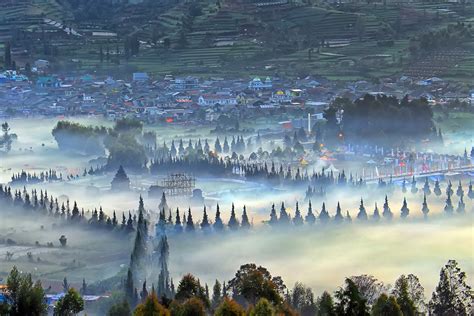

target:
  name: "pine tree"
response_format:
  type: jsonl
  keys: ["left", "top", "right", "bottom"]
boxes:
{"left": 446, "top": 180, "right": 453, "bottom": 196}
{"left": 269, "top": 203, "right": 278, "bottom": 226}
{"left": 212, "top": 280, "right": 222, "bottom": 308}
{"left": 423, "top": 178, "right": 431, "bottom": 195}
{"left": 186, "top": 208, "right": 195, "bottom": 232}
{"left": 293, "top": 202, "right": 304, "bottom": 226}
{"left": 402, "top": 179, "right": 407, "bottom": 193}
{"left": 456, "top": 195, "right": 465, "bottom": 213}
{"left": 228, "top": 203, "right": 239, "bottom": 230}
{"left": 334, "top": 202, "right": 344, "bottom": 223}
{"left": 214, "top": 204, "right": 224, "bottom": 231}
{"left": 319, "top": 202, "right": 330, "bottom": 223}
{"left": 125, "top": 268, "right": 135, "bottom": 305}
{"left": 175, "top": 208, "right": 183, "bottom": 233}
{"left": 241, "top": 206, "right": 251, "bottom": 229}
{"left": 279, "top": 202, "right": 290, "bottom": 225}
{"left": 140, "top": 280, "right": 148, "bottom": 302}
{"left": 158, "top": 192, "right": 169, "bottom": 213}
{"left": 429, "top": 260, "right": 472, "bottom": 315}
{"left": 468, "top": 181, "right": 473, "bottom": 199}
{"left": 456, "top": 181, "right": 464, "bottom": 197}
{"left": 383, "top": 195, "right": 393, "bottom": 220}
{"left": 305, "top": 200, "right": 316, "bottom": 224}
{"left": 444, "top": 192, "right": 454, "bottom": 214}
{"left": 434, "top": 179, "right": 442, "bottom": 196}
{"left": 372, "top": 203, "right": 380, "bottom": 221}
{"left": 422, "top": 194, "right": 430, "bottom": 219}
{"left": 400, "top": 198, "right": 410, "bottom": 218}
{"left": 411, "top": 176, "right": 418, "bottom": 194}
{"left": 345, "top": 211, "right": 352, "bottom": 223}
{"left": 357, "top": 199, "right": 368, "bottom": 221}
{"left": 200, "top": 206, "right": 210, "bottom": 231}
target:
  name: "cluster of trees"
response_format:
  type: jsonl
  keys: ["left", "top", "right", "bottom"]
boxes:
{"left": 410, "top": 22, "right": 472, "bottom": 58}
{"left": 0, "top": 266, "right": 84, "bottom": 316}
{"left": 0, "top": 122, "right": 16, "bottom": 153}
{"left": 1, "top": 258, "right": 470, "bottom": 316}
{"left": 105, "top": 259, "right": 472, "bottom": 316}
{"left": 52, "top": 119, "right": 147, "bottom": 169}
{"left": 324, "top": 95, "right": 438, "bottom": 147}
{"left": 0, "top": 184, "right": 143, "bottom": 236}
{"left": 10, "top": 169, "right": 62, "bottom": 185}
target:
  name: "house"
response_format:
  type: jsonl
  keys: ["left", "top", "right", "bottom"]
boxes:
{"left": 198, "top": 94, "right": 238, "bottom": 107}
{"left": 34, "top": 59, "right": 50, "bottom": 69}
{"left": 172, "top": 77, "right": 199, "bottom": 90}
{"left": 248, "top": 77, "right": 272, "bottom": 90}
{"left": 36, "top": 76, "right": 60, "bottom": 88}
{"left": 270, "top": 90, "right": 292, "bottom": 103}
{"left": 133, "top": 72, "right": 149, "bottom": 82}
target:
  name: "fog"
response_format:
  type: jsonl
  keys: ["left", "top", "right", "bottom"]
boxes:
{"left": 1, "top": 117, "right": 472, "bottom": 298}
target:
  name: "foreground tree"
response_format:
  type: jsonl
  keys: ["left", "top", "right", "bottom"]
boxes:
{"left": 371, "top": 294, "right": 402, "bottom": 316}
{"left": 392, "top": 274, "right": 426, "bottom": 314}
{"left": 289, "top": 282, "right": 317, "bottom": 316}
{"left": 107, "top": 299, "right": 131, "bottom": 316}
{"left": 5, "top": 266, "right": 47, "bottom": 316}
{"left": 316, "top": 291, "right": 336, "bottom": 316}
{"left": 335, "top": 278, "right": 370, "bottom": 316}
{"left": 228, "top": 263, "right": 283, "bottom": 305}
{"left": 429, "top": 260, "right": 472, "bottom": 315}
{"left": 249, "top": 298, "right": 275, "bottom": 316}
{"left": 215, "top": 297, "right": 246, "bottom": 316}
{"left": 133, "top": 293, "right": 169, "bottom": 316}
{"left": 54, "top": 288, "right": 84, "bottom": 316}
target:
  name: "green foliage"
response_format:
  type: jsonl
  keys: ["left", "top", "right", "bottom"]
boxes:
{"left": 371, "top": 294, "right": 402, "bottom": 316}
{"left": 249, "top": 298, "right": 275, "bottom": 316}
{"left": 228, "top": 264, "right": 283, "bottom": 306}
{"left": 175, "top": 274, "right": 209, "bottom": 307}
{"left": 317, "top": 291, "right": 336, "bottom": 316}
{"left": 335, "top": 278, "right": 370, "bottom": 316}
{"left": 133, "top": 294, "right": 169, "bottom": 316}
{"left": 214, "top": 298, "right": 246, "bottom": 316}
{"left": 53, "top": 288, "right": 84, "bottom": 316}
{"left": 5, "top": 266, "right": 47, "bottom": 316}
{"left": 108, "top": 299, "right": 131, "bottom": 316}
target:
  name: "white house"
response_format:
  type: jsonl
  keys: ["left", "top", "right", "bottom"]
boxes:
{"left": 198, "top": 94, "right": 238, "bottom": 107}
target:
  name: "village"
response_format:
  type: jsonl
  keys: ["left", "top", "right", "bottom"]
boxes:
{"left": 0, "top": 66, "right": 473, "bottom": 124}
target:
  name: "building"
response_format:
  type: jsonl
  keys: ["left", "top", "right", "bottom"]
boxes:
{"left": 36, "top": 76, "right": 60, "bottom": 88}
{"left": 133, "top": 72, "right": 149, "bottom": 82}
{"left": 270, "top": 90, "right": 292, "bottom": 103}
{"left": 248, "top": 77, "right": 272, "bottom": 90}
{"left": 172, "top": 77, "right": 199, "bottom": 90}
{"left": 198, "top": 94, "right": 238, "bottom": 106}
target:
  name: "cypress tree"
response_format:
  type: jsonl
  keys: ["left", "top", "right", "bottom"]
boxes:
{"left": 411, "top": 176, "right": 418, "bottom": 194}
{"left": 305, "top": 200, "right": 316, "bottom": 224}
{"left": 456, "top": 195, "right": 465, "bottom": 213}
{"left": 279, "top": 202, "right": 290, "bottom": 225}
{"left": 422, "top": 194, "right": 430, "bottom": 219}
{"left": 446, "top": 180, "right": 453, "bottom": 196}
{"left": 468, "top": 181, "right": 473, "bottom": 199}
{"left": 400, "top": 197, "right": 409, "bottom": 218}
{"left": 423, "top": 178, "right": 431, "bottom": 195}
{"left": 228, "top": 203, "right": 239, "bottom": 230}
{"left": 269, "top": 203, "right": 278, "bottom": 226}
{"left": 200, "top": 206, "right": 210, "bottom": 231}
{"left": 383, "top": 195, "right": 393, "bottom": 220}
{"left": 293, "top": 202, "right": 304, "bottom": 226}
{"left": 174, "top": 208, "right": 183, "bottom": 233}
{"left": 319, "top": 202, "right": 330, "bottom": 223}
{"left": 372, "top": 203, "right": 380, "bottom": 221}
{"left": 186, "top": 208, "right": 195, "bottom": 232}
{"left": 241, "top": 205, "right": 251, "bottom": 229}
{"left": 456, "top": 181, "right": 464, "bottom": 197}
{"left": 444, "top": 192, "right": 454, "bottom": 214}
{"left": 334, "top": 202, "right": 344, "bottom": 223}
{"left": 357, "top": 198, "right": 368, "bottom": 221}
{"left": 434, "top": 179, "right": 442, "bottom": 196}
{"left": 214, "top": 204, "right": 224, "bottom": 231}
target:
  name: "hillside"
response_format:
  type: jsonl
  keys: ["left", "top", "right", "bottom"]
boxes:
{"left": 0, "top": 0, "right": 473, "bottom": 82}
